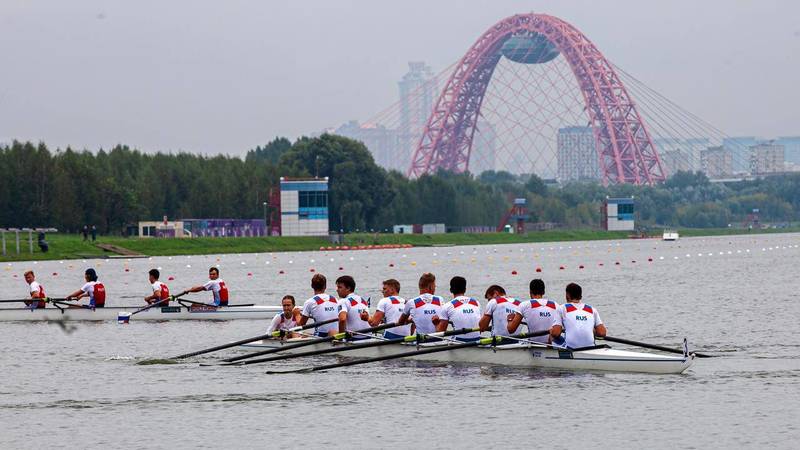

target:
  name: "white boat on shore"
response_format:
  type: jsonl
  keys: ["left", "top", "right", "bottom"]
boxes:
{"left": 241, "top": 337, "right": 695, "bottom": 374}
{"left": 662, "top": 229, "right": 679, "bottom": 241}
{"left": 0, "top": 304, "right": 280, "bottom": 321}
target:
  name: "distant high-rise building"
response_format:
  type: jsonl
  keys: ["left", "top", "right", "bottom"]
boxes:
{"left": 557, "top": 126, "right": 599, "bottom": 182}
{"left": 749, "top": 142, "right": 785, "bottom": 174}
{"left": 470, "top": 120, "right": 497, "bottom": 176}
{"left": 777, "top": 136, "right": 800, "bottom": 165}
{"left": 398, "top": 62, "right": 435, "bottom": 173}
{"left": 334, "top": 120, "right": 400, "bottom": 171}
{"left": 723, "top": 136, "right": 759, "bottom": 173}
{"left": 701, "top": 146, "right": 733, "bottom": 178}
{"left": 660, "top": 149, "right": 693, "bottom": 176}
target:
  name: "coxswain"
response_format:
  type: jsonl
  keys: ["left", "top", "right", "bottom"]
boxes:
{"left": 23, "top": 270, "right": 46, "bottom": 309}
{"left": 66, "top": 268, "right": 106, "bottom": 308}
{"left": 550, "top": 283, "right": 606, "bottom": 349}
{"left": 479, "top": 284, "right": 520, "bottom": 337}
{"left": 143, "top": 269, "right": 171, "bottom": 307}
{"left": 179, "top": 267, "right": 229, "bottom": 306}
{"left": 508, "top": 278, "right": 559, "bottom": 343}
{"left": 267, "top": 295, "right": 302, "bottom": 338}
{"left": 436, "top": 276, "right": 482, "bottom": 341}
{"left": 397, "top": 272, "right": 443, "bottom": 337}
{"left": 367, "top": 279, "right": 410, "bottom": 339}
{"left": 297, "top": 274, "right": 341, "bottom": 337}
{"left": 335, "top": 275, "right": 370, "bottom": 339}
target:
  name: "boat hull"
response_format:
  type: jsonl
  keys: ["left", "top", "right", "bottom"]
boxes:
{"left": 0, "top": 305, "right": 280, "bottom": 321}
{"left": 242, "top": 338, "right": 695, "bottom": 374}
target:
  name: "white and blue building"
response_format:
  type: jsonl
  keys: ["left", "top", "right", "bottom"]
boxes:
{"left": 279, "top": 177, "right": 329, "bottom": 236}
{"left": 603, "top": 197, "right": 635, "bottom": 231}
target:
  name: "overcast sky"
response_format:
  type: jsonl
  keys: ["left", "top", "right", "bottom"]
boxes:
{"left": 1, "top": 0, "right": 798, "bottom": 155}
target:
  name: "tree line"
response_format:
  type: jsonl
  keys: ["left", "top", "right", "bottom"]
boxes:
{"left": 1, "top": 136, "right": 799, "bottom": 234}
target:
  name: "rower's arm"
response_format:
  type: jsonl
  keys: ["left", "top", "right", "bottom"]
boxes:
{"left": 66, "top": 289, "right": 85, "bottom": 300}
{"left": 507, "top": 312, "right": 524, "bottom": 334}
{"left": 298, "top": 315, "right": 309, "bottom": 326}
{"left": 183, "top": 286, "right": 205, "bottom": 295}
{"left": 368, "top": 310, "right": 384, "bottom": 327}
{"left": 338, "top": 310, "right": 347, "bottom": 333}
{"left": 550, "top": 324, "right": 563, "bottom": 339}
{"left": 594, "top": 324, "right": 607, "bottom": 338}
{"left": 144, "top": 293, "right": 158, "bottom": 302}
{"left": 397, "top": 313, "right": 410, "bottom": 326}
{"left": 478, "top": 314, "right": 492, "bottom": 333}
{"left": 435, "top": 319, "right": 449, "bottom": 333}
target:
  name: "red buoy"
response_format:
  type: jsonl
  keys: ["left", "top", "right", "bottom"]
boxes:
{"left": 559, "top": 266, "right": 565, "bottom": 270}
{"left": 511, "top": 270, "right": 518, "bottom": 275}
{"left": 579, "top": 265, "right": 584, "bottom": 269}
{"left": 535, "top": 267, "right": 542, "bottom": 272}
{"left": 168, "top": 276, "right": 175, "bottom": 281}
{"left": 279, "top": 270, "right": 285, "bottom": 274}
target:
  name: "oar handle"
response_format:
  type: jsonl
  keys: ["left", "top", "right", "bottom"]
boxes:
{"left": 598, "top": 336, "right": 714, "bottom": 358}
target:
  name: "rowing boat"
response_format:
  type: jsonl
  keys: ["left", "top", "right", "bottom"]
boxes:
{"left": 0, "top": 304, "right": 280, "bottom": 321}
{"left": 241, "top": 337, "right": 695, "bottom": 374}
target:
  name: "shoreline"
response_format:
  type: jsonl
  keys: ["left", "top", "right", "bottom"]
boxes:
{"left": 1, "top": 227, "right": 798, "bottom": 263}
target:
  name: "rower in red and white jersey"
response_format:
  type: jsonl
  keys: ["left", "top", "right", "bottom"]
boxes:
{"left": 335, "top": 275, "right": 370, "bottom": 339}
{"left": 367, "top": 279, "right": 410, "bottom": 339}
{"left": 267, "top": 295, "right": 302, "bottom": 338}
{"left": 479, "top": 285, "right": 520, "bottom": 337}
{"left": 398, "top": 273, "right": 443, "bottom": 336}
{"left": 143, "top": 269, "right": 171, "bottom": 306}
{"left": 66, "top": 268, "right": 106, "bottom": 308}
{"left": 550, "top": 282, "right": 606, "bottom": 349}
{"left": 508, "top": 278, "right": 559, "bottom": 343}
{"left": 181, "top": 267, "right": 229, "bottom": 306}
{"left": 297, "top": 274, "right": 341, "bottom": 337}
{"left": 23, "top": 270, "right": 46, "bottom": 309}
{"left": 436, "top": 276, "right": 482, "bottom": 341}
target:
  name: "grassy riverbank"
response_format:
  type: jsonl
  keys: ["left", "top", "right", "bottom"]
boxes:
{"left": 2, "top": 227, "right": 798, "bottom": 262}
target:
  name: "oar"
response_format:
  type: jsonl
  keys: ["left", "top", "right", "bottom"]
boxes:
{"left": 597, "top": 336, "right": 714, "bottom": 358}
{"left": 264, "top": 330, "right": 552, "bottom": 374}
{"left": 221, "top": 322, "right": 400, "bottom": 363}
{"left": 170, "top": 317, "right": 340, "bottom": 360}
{"left": 220, "top": 327, "right": 485, "bottom": 366}
{"left": 118, "top": 293, "right": 188, "bottom": 324}
{"left": 0, "top": 297, "right": 69, "bottom": 303}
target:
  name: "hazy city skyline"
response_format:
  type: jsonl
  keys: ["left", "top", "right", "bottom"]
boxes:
{"left": 1, "top": 0, "right": 798, "bottom": 156}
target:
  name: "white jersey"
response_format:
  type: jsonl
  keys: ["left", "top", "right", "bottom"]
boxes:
{"left": 483, "top": 297, "right": 521, "bottom": 337}
{"left": 202, "top": 279, "right": 229, "bottom": 305}
{"left": 29, "top": 281, "right": 45, "bottom": 297}
{"left": 375, "top": 296, "right": 410, "bottom": 336}
{"left": 440, "top": 296, "right": 482, "bottom": 340}
{"left": 300, "top": 293, "right": 340, "bottom": 335}
{"left": 267, "top": 310, "right": 299, "bottom": 334}
{"left": 554, "top": 302, "right": 603, "bottom": 349}
{"left": 338, "top": 294, "right": 370, "bottom": 333}
{"left": 401, "top": 293, "right": 444, "bottom": 335}
{"left": 518, "top": 298, "right": 560, "bottom": 343}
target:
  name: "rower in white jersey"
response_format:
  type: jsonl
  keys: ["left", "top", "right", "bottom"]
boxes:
{"left": 508, "top": 278, "right": 560, "bottom": 343}
{"left": 367, "top": 279, "right": 410, "bottom": 339}
{"left": 479, "top": 285, "right": 520, "bottom": 337}
{"left": 436, "top": 276, "right": 482, "bottom": 341}
{"left": 335, "top": 275, "right": 371, "bottom": 340}
{"left": 267, "top": 295, "right": 303, "bottom": 338}
{"left": 297, "top": 274, "right": 341, "bottom": 337}
{"left": 550, "top": 282, "right": 607, "bottom": 349}
{"left": 398, "top": 272, "right": 443, "bottom": 336}
{"left": 143, "top": 269, "right": 171, "bottom": 307}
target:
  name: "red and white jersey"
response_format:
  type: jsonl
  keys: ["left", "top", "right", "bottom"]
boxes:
{"left": 484, "top": 296, "right": 521, "bottom": 337}
{"left": 29, "top": 281, "right": 46, "bottom": 298}
{"left": 440, "top": 296, "right": 482, "bottom": 340}
{"left": 301, "top": 294, "right": 340, "bottom": 335}
{"left": 376, "top": 296, "right": 410, "bottom": 336}
{"left": 518, "top": 298, "right": 560, "bottom": 343}
{"left": 202, "top": 279, "right": 229, "bottom": 306}
{"left": 338, "top": 294, "right": 370, "bottom": 333}
{"left": 81, "top": 281, "right": 106, "bottom": 307}
{"left": 151, "top": 281, "right": 170, "bottom": 302}
{"left": 401, "top": 293, "right": 443, "bottom": 335}
{"left": 554, "top": 302, "right": 603, "bottom": 349}
{"left": 267, "top": 310, "right": 299, "bottom": 334}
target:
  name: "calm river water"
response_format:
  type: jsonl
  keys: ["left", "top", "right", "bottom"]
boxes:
{"left": 1, "top": 233, "right": 799, "bottom": 449}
